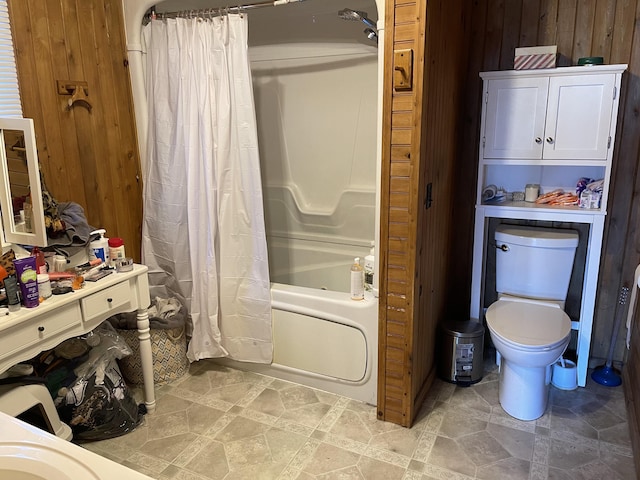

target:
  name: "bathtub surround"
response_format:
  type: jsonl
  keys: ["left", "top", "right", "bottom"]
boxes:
{"left": 251, "top": 42, "right": 379, "bottom": 270}
{"left": 142, "top": 14, "right": 272, "bottom": 363}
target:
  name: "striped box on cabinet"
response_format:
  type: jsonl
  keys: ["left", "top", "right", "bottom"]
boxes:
{"left": 514, "top": 46, "right": 557, "bottom": 70}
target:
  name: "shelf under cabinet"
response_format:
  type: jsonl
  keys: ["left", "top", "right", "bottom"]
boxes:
{"left": 477, "top": 200, "right": 606, "bottom": 219}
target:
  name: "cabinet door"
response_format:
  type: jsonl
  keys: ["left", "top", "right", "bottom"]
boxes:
{"left": 483, "top": 77, "right": 549, "bottom": 159}
{"left": 543, "top": 74, "right": 615, "bottom": 160}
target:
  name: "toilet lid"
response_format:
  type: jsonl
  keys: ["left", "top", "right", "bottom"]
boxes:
{"left": 486, "top": 300, "right": 571, "bottom": 347}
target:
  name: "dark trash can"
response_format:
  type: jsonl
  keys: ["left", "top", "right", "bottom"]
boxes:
{"left": 437, "top": 319, "right": 484, "bottom": 386}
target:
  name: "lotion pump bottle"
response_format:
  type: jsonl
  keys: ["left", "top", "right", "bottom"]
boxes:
{"left": 89, "top": 229, "right": 110, "bottom": 264}
{"left": 350, "top": 257, "right": 364, "bottom": 301}
{"left": 364, "top": 247, "right": 375, "bottom": 292}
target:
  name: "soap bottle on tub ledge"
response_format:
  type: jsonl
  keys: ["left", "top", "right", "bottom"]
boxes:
{"left": 350, "top": 257, "right": 364, "bottom": 301}
{"left": 364, "top": 247, "right": 375, "bottom": 292}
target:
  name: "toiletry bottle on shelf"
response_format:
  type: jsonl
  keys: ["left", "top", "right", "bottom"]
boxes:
{"left": 364, "top": 247, "right": 375, "bottom": 292}
{"left": 89, "top": 229, "right": 110, "bottom": 264}
{"left": 350, "top": 257, "right": 364, "bottom": 301}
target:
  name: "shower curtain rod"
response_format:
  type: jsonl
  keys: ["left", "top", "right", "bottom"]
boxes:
{"left": 149, "top": 0, "right": 308, "bottom": 20}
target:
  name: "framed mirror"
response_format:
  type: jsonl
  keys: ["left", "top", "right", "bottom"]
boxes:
{"left": 0, "top": 117, "right": 46, "bottom": 247}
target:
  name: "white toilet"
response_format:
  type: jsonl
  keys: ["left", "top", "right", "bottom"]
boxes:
{"left": 485, "top": 225, "right": 578, "bottom": 421}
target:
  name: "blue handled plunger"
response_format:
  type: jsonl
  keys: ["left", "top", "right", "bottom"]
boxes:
{"left": 591, "top": 286, "right": 628, "bottom": 387}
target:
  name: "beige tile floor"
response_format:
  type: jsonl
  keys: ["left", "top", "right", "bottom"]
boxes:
{"left": 81, "top": 356, "right": 636, "bottom": 480}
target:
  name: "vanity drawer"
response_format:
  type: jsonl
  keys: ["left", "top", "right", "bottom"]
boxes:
{"left": 81, "top": 281, "right": 132, "bottom": 321}
{"left": 0, "top": 303, "right": 81, "bottom": 360}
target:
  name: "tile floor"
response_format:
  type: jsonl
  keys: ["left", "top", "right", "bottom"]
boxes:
{"left": 81, "top": 356, "right": 636, "bottom": 480}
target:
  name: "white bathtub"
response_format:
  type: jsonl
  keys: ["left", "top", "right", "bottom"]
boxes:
{"left": 218, "top": 239, "right": 378, "bottom": 405}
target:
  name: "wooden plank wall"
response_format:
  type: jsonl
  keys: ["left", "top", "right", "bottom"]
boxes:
{"left": 412, "top": 0, "right": 471, "bottom": 418}
{"left": 5, "top": 130, "right": 30, "bottom": 199}
{"left": 8, "top": 0, "right": 142, "bottom": 262}
{"left": 377, "top": 0, "right": 471, "bottom": 427}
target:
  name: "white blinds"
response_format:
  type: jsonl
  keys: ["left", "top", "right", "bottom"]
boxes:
{"left": 0, "top": 0, "right": 22, "bottom": 117}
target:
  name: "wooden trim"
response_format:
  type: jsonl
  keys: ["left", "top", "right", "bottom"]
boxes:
{"left": 378, "top": 0, "right": 473, "bottom": 427}
{"left": 376, "top": 0, "right": 396, "bottom": 424}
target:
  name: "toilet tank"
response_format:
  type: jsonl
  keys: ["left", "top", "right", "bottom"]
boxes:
{"left": 495, "top": 225, "right": 579, "bottom": 301}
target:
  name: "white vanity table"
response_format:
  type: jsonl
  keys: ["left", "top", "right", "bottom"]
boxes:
{"left": 0, "top": 264, "right": 156, "bottom": 413}
{"left": 0, "top": 117, "right": 157, "bottom": 413}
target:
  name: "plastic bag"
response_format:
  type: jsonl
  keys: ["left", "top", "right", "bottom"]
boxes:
{"left": 55, "top": 322, "right": 144, "bottom": 441}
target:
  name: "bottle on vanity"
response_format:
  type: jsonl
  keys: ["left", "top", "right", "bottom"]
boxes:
{"left": 108, "top": 237, "right": 126, "bottom": 267}
{"left": 89, "top": 229, "right": 110, "bottom": 264}
{"left": 350, "top": 257, "right": 364, "bottom": 301}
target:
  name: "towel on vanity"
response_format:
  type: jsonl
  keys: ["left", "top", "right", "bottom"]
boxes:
{"left": 44, "top": 202, "right": 96, "bottom": 257}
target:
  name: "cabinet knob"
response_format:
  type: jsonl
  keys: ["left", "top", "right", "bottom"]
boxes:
{"left": 546, "top": 137, "right": 554, "bottom": 144}
{"left": 37, "top": 326, "right": 45, "bottom": 332}
{"left": 107, "top": 298, "right": 113, "bottom": 303}
{"left": 535, "top": 137, "right": 542, "bottom": 144}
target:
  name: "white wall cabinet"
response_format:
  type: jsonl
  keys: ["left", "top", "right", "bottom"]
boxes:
{"left": 471, "top": 64, "right": 627, "bottom": 387}
{"left": 483, "top": 72, "right": 616, "bottom": 161}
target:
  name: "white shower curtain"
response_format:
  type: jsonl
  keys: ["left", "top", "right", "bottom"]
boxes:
{"left": 141, "top": 14, "right": 272, "bottom": 363}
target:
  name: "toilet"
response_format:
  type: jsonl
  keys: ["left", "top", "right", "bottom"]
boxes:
{"left": 485, "top": 225, "right": 578, "bottom": 421}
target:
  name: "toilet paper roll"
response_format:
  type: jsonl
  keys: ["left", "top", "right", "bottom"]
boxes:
{"left": 482, "top": 184, "right": 497, "bottom": 202}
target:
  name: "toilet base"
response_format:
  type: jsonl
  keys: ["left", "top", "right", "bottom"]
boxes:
{"left": 499, "top": 359, "right": 550, "bottom": 421}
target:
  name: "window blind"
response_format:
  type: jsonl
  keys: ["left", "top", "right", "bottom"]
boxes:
{"left": 0, "top": 0, "right": 22, "bottom": 117}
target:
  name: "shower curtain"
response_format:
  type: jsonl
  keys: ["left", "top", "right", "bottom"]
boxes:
{"left": 141, "top": 14, "right": 273, "bottom": 363}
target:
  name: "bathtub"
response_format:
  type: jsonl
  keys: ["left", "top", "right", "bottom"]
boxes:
{"left": 217, "top": 38, "right": 379, "bottom": 404}
{"left": 217, "top": 238, "right": 378, "bottom": 405}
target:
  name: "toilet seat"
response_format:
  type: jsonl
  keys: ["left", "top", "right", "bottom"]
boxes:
{"left": 486, "top": 299, "right": 571, "bottom": 347}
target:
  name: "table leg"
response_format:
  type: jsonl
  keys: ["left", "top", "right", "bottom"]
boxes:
{"left": 136, "top": 307, "right": 156, "bottom": 413}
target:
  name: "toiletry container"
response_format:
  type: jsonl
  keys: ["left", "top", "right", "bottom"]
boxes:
{"left": 31, "top": 247, "right": 47, "bottom": 274}
{"left": 108, "top": 237, "right": 126, "bottom": 267}
{"left": 525, "top": 184, "right": 540, "bottom": 202}
{"left": 5, "top": 275, "right": 21, "bottom": 312}
{"left": 37, "top": 273, "right": 52, "bottom": 299}
{"left": 364, "top": 248, "right": 374, "bottom": 292}
{"left": 350, "top": 257, "right": 364, "bottom": 300}
{"left": 89, "top": 229, "right": 110, "bottom": 264}
{"left": 13, "top": 257, "right": 39, "bottom": 308}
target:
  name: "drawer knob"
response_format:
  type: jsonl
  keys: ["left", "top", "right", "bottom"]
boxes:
{"left": 107, "top": 298, "right": 113, "bottom": 303}
{"left": 38, "top": 326, "right": 45, "bottom": 332}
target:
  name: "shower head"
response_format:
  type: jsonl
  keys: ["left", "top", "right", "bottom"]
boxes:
{"left": 338, "top": 8, "right": 377, "bottom": 30}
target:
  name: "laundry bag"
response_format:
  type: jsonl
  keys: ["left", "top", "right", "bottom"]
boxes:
{"left": 108, "top": 297, "right": 190, "bottom": 385}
